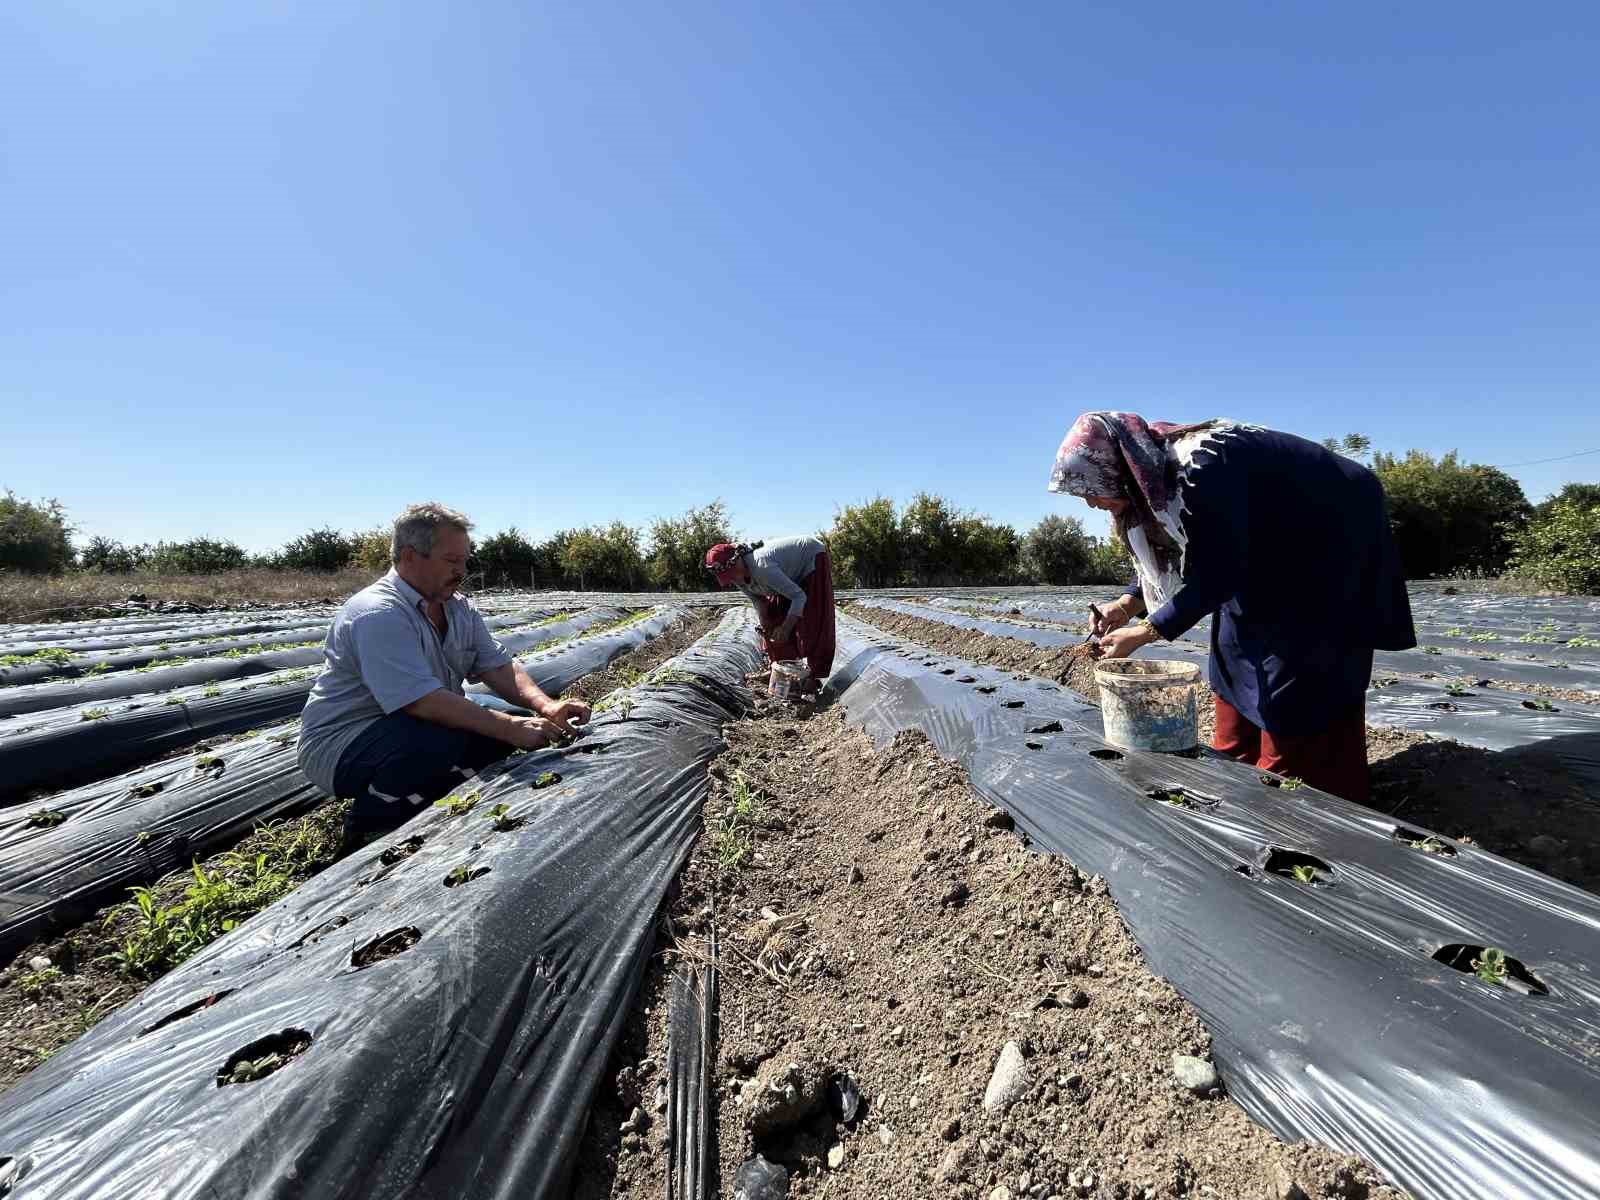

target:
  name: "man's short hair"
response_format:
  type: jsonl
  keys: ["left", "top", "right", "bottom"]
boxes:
{"left": 391, "top": 502, "right": 473, "bottom": 566}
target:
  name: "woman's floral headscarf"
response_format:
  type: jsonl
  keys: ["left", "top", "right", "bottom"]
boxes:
{"left": 1047, "top": 411, "right": 1223, "bottom": 608}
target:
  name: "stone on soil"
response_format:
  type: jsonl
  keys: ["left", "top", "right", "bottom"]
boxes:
{"left": 983, "top": 1041, "right": 1030, "bottom": 1112}
{"left": 1172, "top": 1053, "right": 1219, "bottom": 1094}
{"left": 734, "top": 1154, "right": 790, "bottom": 1200}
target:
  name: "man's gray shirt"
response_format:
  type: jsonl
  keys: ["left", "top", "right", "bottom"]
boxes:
{"left": 297, "top": 570, "right": 512, "bottom": 794}
{"left": 736, "top": 535, "right": 825, "bottom": 616}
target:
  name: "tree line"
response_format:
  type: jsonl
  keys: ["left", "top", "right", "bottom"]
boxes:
{"left": 3, "top": 440, "right": 1598, "bottom": 593}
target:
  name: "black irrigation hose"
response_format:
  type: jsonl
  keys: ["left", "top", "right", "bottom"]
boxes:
{"left": 828, "top": 612, "right": 1600, "bottom": 1200}
{"left": 0, "top": 610, "right": 765, "bottom": 1200}
{"left": 666, "top": 940, "right": 717, "bottom": 1200}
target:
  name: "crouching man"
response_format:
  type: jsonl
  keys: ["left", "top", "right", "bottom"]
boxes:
{"left": 298, "top": 502, "right": 590, "bottom": 842}
{"left": 704, "top": 536, "right": 836, "bottom": 691}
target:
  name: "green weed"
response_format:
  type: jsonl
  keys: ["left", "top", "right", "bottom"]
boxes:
{"left": 0, "top": 647, "right": 75, "bottom": 669}
{"left": 84, "top": 662, "right": 112, "bottom": 676}
{"left": 712, "top": 773, "right": 764, "bottom": 870}
{"left": 16, "top": 965, "right": 63, "bottom": 997}
{"left": 80, "top": 707, "right": 110, "bottom": 721}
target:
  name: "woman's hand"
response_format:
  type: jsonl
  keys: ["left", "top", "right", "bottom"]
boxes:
{"left": 1092, "top": 595, "right": 1140, "bottom": 636}
{"left": 1096, "top": 621, "right": 1161, "bottom": 660}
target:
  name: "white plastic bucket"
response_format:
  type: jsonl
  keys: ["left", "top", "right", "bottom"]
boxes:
{"left": 1094, "top": 659, "right": 1200, "bottom": 752}
{"left": 769, "top": 660, "right": 809, "bottom": 701}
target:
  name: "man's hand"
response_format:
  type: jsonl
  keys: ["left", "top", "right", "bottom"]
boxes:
{"left": 504, "top": 716, "right": 560, "bottom": 751}
{"left": 537, "top": 698, "right": 591, "bottom": 736}
{"left": 1096, "top": 622, "right": 1160, "bottom": 660}
{"left": 1092, "top": 596, "right": 1140, "bottom": 636}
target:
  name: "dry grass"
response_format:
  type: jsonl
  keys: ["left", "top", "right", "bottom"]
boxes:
{"left": 0, "top": 568, "right": 379, "bottom": 623}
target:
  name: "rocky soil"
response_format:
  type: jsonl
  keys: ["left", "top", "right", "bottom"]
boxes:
{"left": 575, "top": 701, "right": 1404, "bottom": 1200}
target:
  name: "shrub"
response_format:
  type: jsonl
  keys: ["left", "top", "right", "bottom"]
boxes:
{"left": 646, "top": 501, "right": 732, "bottom": 591}
{"left": 147, "top": 538, "right": 249, "bottom": 575}
{"left": 349, "top": 528, "right": 391, "bottom": 573}
{"left": 1510, "top": 497, "right": 1600, "bottom": 594}
{"left": 1021, "top": 515, "right": 1095, "bottom": 584}
{"left": 276, "top": 527, "right": 354, "bottom": 573}
{"left": 0, "top": 492, "right": 73, "bottom": 574}
{"left": 1082, "top": 535, "right": 1135, "bottom": 585}
{"left": 560, "top": 523, "right": 645, "bottom": 590}
{"left": 78, "top": 535, "right": 149, "bottom": 574}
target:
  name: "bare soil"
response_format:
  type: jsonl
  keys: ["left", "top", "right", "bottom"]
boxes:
{"left": 848, "top": 604, "right": 1600, "bottom": 897}
{"left": 576, "top": 702, "right": 1403, "bottom": 1200}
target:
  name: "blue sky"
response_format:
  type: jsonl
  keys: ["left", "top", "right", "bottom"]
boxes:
{"left": 4, "top": 2, "right": 1597, "bottom": 553}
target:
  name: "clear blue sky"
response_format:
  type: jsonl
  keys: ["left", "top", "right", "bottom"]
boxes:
{"left": 4, "top": 2, "right": 1597, "bottom": 553}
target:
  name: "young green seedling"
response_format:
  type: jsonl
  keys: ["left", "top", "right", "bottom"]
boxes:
{"left": 228, "top": 1051, "right": 287, "bottom": 1084}
{"left": 80, "top": 707, "right": 110, "bottom": 722}
{"left": 531, "top": 772, "right": 561, "bottom": 789}
{"left": 1290, "top": 864, "right": 1320, "bottom": 885}
{"left": 1423, "top": 646, "right": 1443, "bottom": 656}
{"left": 487, "top": 802, "right": 521, "bottom": 831}
{"left": 1522, "top": 699, "right": 1558, "bottom": 712}
{"left": 434, "top": 790, "right": 480, "bottom": 816}
{"left": 1472, "top": 946, "right": 1509, "bottom": 987}
{"left": 25, "top": 808, "right": 67, "bottom": 829}
{"left": 1279, "top": 776, "right": 1304, "bottom": 791}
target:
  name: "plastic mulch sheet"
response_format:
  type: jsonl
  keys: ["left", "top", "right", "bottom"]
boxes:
{"left": 0, "top": 611, "right": 763, "bottom": 1200}
{"left": 0, "top": 731, "right": 317, "bottom": 959}
{"left": 0, "top": 610, "right": 696, "bottom": 959}
{"left": 469, "top": 607, "right": 690, "bottom": 710}
{"left": 827, "top": 612, "right": 1600, "bottom": 1200}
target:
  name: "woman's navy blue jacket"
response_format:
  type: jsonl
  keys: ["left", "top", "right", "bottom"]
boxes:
{"left": 1128, "top": 427, "right": 1416, "bottom": 734}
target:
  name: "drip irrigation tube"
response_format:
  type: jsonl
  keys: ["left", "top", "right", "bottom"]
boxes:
{"left": 0, "top": 610, "right": 764, "bottom": 1199}
{"left": 829, "top": 612, "right": 1600, "bottom": 1200}
{"left": 666, "top": 945, "right": 718, "bottom": 1200}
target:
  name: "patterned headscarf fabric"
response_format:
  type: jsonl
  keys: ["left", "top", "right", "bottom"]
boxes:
{"left": 1047, "top": 411, "right": 1223, "bottom": 607}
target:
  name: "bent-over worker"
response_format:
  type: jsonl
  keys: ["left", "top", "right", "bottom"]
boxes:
{"left": 1047, "top": 413, "right": 1415, "bottom": 803}
{"left": 298, "top": 502, "right": 590, "bottom": 842}
{"left": 705, "top": 536, "right": 837, "bottom": 690}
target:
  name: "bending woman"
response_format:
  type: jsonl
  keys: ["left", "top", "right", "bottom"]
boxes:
{"left": 1047, "top": 413, "right": 1415, "bottom": 802}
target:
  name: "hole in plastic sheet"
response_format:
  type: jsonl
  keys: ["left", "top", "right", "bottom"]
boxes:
{"left": 530, "top": 771, "right": 563, "bottom": 790}
{"left": 940, "top": 668, "right": 956, "bottom": 676}
{"left": 956, "top": 675, "right": 977, "bottom": 683}
{"left": 138, "top": 989, "right": 236, "bottom": 1037}
{"left": 444, "top": 865, "right": 491, "bottom": 888}
{"left": 216, "top": 1029, "right": 312, "bottom": 1087}
{"left": 379, "top": 836, "right": 426, "bottom": 866}
{"left": 1002, "top": 700, "right": 1025, "bottom": 710}
{"left": 1427, "top": 701, "right": 1459, "bottom": 712}
{"left": 0, "top": 1155, "right": 32, "bottom": 1193}
{"left": 291, "top": 915, "right": 350, "bottom": 953}
{"left": 351, "top": 926, "right": 421, "bottom": 970}
{"left": 1233, "top": 864, "right": 1253, "bottom": 876}
{"left": 1263, "top": 848, "right": 1334, "bottom": 885}
{"left": 975, "top": 686, "right": 997, "bottom": 695}
{"left": 1260, "top": 775, "right": 1282, "bottom": 788}
{"left": 1520, "top": 700, "right": 1561, "bottom": 713}
{"left": 1147, "top": 787, "right": 1204, "bottom": 810}
{"left": 1028, "top": 721, "right": 1064, "bottom": 735}
{"left": 1025, "top": 741, "right": 1043, "bottom": 750}
{"left": 569, "top": 742, "right": 611, "bottom": 755}
{"left": 1432, "top": 944, "right": 1549, "bottom": 996}
{"left": 1089, "top": 748, "right": 1124, "bottom": 761}
{"left": 1393, "top": 827, "right": 1458, "bottom": 857}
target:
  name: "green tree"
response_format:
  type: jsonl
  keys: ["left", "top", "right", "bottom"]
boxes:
{"left": 1510, "top": 496, "right": 1600, "bottom": 594}
{"left": 1535, "top": 482, "right": 1600, "bottom": 516}
{"left": 827, "top": 497, "right": 902, "bottom": 587}
{"left": 147, "top": 538, "right": 249, "bottom": 574}
{"left": 1372, "top": 450, "right": 1531, "bottom": 578}
{"left": 79, "top": 536, "right": 149, "bottom": 574}
{"left": 0, "top": 491, "right": 73, "bottom": 574}
{"left": 1321, "top": 432, "right": 1373, "bottom": 461}
{"left": 899, "top": 492, "right": 964, "bottom": 586}
{"left": 276, "top": 527, "right": 354, "bottom": 572}
{"left": 955, "top": 514, "right": 1019, "bottom": 584}
{"left": 559, "top": 523, "right": 645, "bottom": 590}
{"left": 1021, "top": 515, "right": 1094, "bottom": 584}
{"left": 474, "top": 527, "right": 538, "bottom": 587}
{"left": 646, "top": 501, "right": 733, "bottom": 591}
{"left": 534, "top": 530, "right": 575, "bottom": 590}
{"left": 1082, "top": 535, "right": 1135, "bottom": 585}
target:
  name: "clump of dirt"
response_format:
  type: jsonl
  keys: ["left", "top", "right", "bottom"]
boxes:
{"left": 575, "top": 702, "right": 1402, "bottom": 1200}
